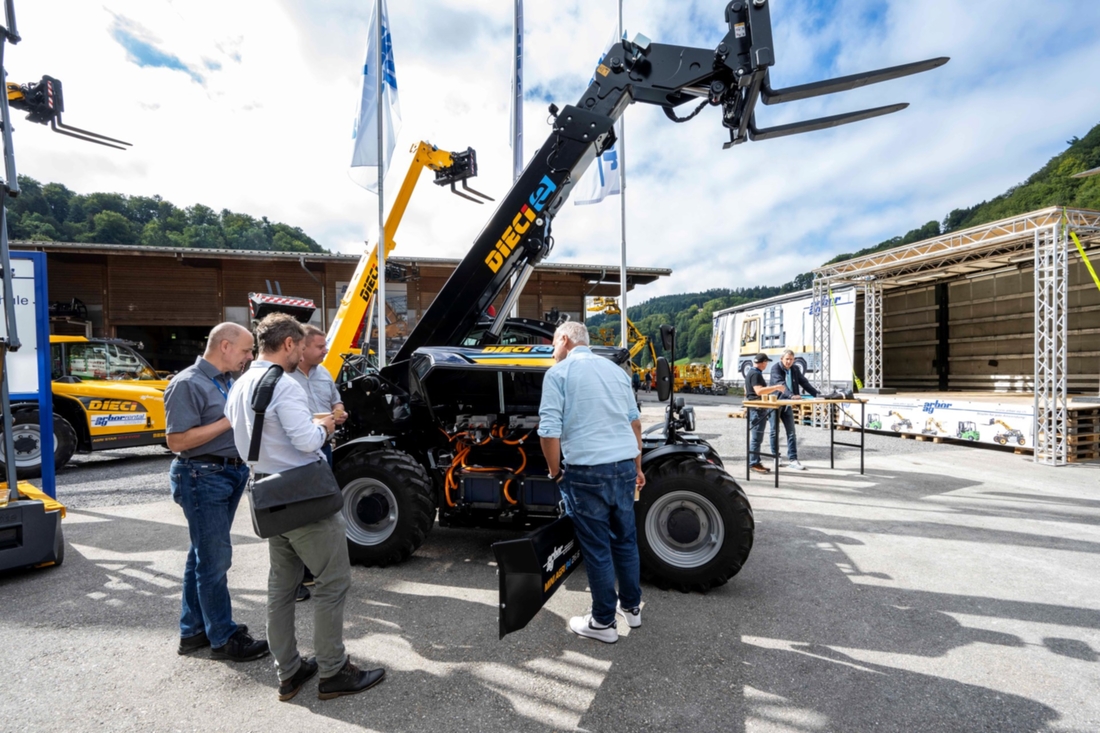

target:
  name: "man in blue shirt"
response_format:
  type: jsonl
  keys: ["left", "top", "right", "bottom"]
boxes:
{"left": 538, "top": 321, "right": 645, "bottom": 644}
{"left": 768, "top": 349, "right": 819, "bottom": 471}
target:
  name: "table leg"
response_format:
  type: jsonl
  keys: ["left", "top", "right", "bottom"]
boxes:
{"left": 830, "top": 402, "right": 835, "bottom": 469}
{"left": 860, "top": 400, "right": 865, "bottom": 474}
{"left": 773, "top": 408, "right": 779, "bottom": 488}
{"left": 745, "top": 407, "right": 751, "bottom": 481}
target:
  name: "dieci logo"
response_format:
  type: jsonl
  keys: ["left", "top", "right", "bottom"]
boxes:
{"left": 485, "top": 175, "right": 558, "bottom": 274}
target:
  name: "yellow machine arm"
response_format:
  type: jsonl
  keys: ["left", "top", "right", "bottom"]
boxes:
{"left": 322, "top": 141, "right": 492, "bottom": 377}
{"left": 586, "top": 297, "right": 655, "bottom": 377}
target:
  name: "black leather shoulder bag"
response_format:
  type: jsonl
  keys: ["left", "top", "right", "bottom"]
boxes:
{"left": 245, "top": 364, "right": 344, "bottom": 539}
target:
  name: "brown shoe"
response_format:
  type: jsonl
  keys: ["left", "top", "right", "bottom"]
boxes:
{"left": 750, "top": 463, "right": 770, "bottom": 474}
{"left": 317, "top": 659, "right": 386, "bottom": 700}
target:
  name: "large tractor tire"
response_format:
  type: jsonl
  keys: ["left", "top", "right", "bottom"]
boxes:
{"left": 0, "top": 410, "right": 78, "bottom": 479}
{"left": 636, "top": 455, "right": 754, "bottom": 593}
{"left": 334, "top": 449, "right": 434, "bottom": 567}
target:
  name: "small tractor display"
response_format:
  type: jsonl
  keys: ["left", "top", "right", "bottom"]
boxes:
{"left": 324, "top": 5, "right": 945, "bottom": 592}
{"left": 889, "top": 411, "right": 913, "bottom": 433}
{"left": 957, "top": 421, "right": 981, "bottom": 441}
{"left": 991, "top": 418, "right": 1026, "bottom": 446}
{"left": 921, "top": 418, "right": 947, "bottom": 436}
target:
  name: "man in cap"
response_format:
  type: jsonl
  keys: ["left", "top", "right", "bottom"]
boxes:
{"left": 745, "top": 353, "right": 785, "bottom": 473}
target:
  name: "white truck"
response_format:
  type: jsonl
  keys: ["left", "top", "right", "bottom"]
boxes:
{"left": 711, "top": 286, "right": 857, "bottom": 387}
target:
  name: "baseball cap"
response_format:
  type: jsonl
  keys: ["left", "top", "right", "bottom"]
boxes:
{"left": 753, "top": 353, "right": 770, "bottom": 363}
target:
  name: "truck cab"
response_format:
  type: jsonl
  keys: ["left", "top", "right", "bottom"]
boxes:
{"left": 0, "top": 336, "right": 169, "bottom": 478}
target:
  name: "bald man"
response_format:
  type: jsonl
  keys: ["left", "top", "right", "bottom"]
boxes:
{"left": 164, "top": 322, "right": 269, "bottom": 662}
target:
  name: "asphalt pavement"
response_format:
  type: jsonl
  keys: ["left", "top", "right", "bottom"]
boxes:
{"left": 3, "top": 394, "right": 1099, "bottom": 732}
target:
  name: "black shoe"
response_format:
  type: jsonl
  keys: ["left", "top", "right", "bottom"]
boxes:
{"left": 296, "top": 583, "right": 311, "bottom": 602}
{"left": 278, "top": 657, "right": 319, "bottom": 702}
{"left": 211, "top": 627, "right": 270, "bottom": 662}
{"left": 317, "top": 659, "right": 386, "bottom": 700}
{"left": 178, "top": 623, "right": 249, "bottom": 656}
{"left": 301, "top": 568, "right": 316, "bottom": 587}
{"left": 177, "top": 630, "right": 209, "bottom": 656}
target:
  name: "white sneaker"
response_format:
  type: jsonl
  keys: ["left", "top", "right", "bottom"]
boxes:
{"left": 568, "top": 614, "right": 618, "bottom": 643}
{"left": 616, "top": 603, "right": 642, "bottom": 629}
{"left": 788, "top": 460, "right": 807, "bottom": 471}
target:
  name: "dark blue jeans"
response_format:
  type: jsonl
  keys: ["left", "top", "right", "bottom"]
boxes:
{"left": 770, "top": 406, "right": 798, "bottom": 460}
{"left": 559, "top": 458, "right": 642, "bottom": 627}
{"left": 170, "top": 458, "right": 250, "bottom": 647}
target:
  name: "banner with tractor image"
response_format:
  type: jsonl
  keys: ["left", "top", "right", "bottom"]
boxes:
{"left": 834, "top": 395, "right": 1035, "bottom": 448}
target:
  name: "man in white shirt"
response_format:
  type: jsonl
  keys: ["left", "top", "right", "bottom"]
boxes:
{"left": 224, "top": 313, "right": 384, "bottom": 702}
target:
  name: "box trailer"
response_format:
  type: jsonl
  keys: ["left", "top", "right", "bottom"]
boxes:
{"left": 711, "top": 287, "right": 857, "bottom": 387}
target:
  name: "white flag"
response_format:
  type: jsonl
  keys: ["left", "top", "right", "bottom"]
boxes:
{"left": 349, "top": 0, "right": 401, "bottom": 192}
{"left": 575, "top": 27, "right": 623, "bottom": 206}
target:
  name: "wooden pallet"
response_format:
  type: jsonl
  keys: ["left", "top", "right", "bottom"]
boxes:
{"left": 728, "top": 410, "right": 746, "bottom": 419}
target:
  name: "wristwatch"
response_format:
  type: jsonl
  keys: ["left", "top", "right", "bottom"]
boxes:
{"left": 549, "top": 469, "right": 564, "bottom": 483}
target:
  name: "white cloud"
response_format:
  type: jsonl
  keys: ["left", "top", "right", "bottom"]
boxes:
{"left": 5, "top": 0, "right": 1099, "bottom": 301}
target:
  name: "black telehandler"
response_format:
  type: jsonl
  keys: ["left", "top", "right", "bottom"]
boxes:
{"left": 330, "top": 0, "right": 947, "bottom": 592}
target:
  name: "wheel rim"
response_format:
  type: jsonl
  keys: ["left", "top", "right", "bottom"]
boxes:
{"left": 645, "top": 489, "right": 725, "bottom": 568}
{"left": 7, "top": 424, "right": 43, "bottom": 467}
{"left": 343, "top": 477, "right": 398, "bottom": 546}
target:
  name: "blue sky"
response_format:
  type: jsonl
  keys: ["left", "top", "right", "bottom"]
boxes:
{"left": 6, "top": 0, "right": 1100, "bottom": 301}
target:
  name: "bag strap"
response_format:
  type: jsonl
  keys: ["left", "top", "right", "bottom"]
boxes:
{"left": 247, "top": 364, "right": 285, "bottom": 464}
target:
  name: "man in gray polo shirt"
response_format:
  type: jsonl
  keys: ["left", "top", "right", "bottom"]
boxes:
{"left": 287, "top": 324, "right": 347, "bottom": 467}
{"left": 164, "top": 322, "right": 269, "bottom": 662}
{"left": 285, "top": 324, "right": 348, "bottom": 601}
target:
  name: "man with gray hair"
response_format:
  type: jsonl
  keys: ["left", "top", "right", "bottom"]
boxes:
{"left": 165, "top": 321, "right": 269, "bottom": 661}
{"left": 225, "top": 313, "right": 385, "bottom": 702}
{"left": 538, "top": 320, "right": 646, "bottom": 643}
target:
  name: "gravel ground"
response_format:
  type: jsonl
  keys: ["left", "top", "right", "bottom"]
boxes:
{"left": 5, "top": 393, "right": 1100, "bottom": 732}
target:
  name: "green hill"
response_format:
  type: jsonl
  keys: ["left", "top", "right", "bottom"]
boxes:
{"left": 5, "top": 175, "right": 325, "bottom": 253}
{"left": 826, "top": 121, "right": 1100, "bottom": 265}
{"left": 595, "top": 120, "right": 1100, "bottom": 361}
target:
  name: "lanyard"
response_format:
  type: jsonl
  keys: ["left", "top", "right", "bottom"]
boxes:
{"left": 211, "top": 375, "right": 233, "bottom": 401}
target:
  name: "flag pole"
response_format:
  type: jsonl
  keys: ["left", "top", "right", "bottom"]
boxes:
{"left": 509, "top": 0, "right": 524, "bottom": 318}
{"left": 512, "top": 0, "right": 523, "bottom": 183}
{"left": 374, "top": 0, "right": 386, "bottom": 368}
{"left": 617, "top": 0, "right": 628, "bottom": 351}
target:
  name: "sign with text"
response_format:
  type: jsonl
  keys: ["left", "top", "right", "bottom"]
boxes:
{"left": 0, "top": 258, "right": 41, "bottom": 394}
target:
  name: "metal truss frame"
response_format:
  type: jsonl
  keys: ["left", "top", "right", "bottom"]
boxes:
{"left": 811, "top": 278, "right": 831, "bottom": 427}
{"left": 863, "top": 280, "right": 883, "bottom": 389}
{"left": 815, "top": 208, "right": 1100, "bottom": 285}
{"left": 1034, "top": 224, "right": 1068, "bottom": 465}
{"left": 809, "top": 207, "right": 1100, "bottom": 453}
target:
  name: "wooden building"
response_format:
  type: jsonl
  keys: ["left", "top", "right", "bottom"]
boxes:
{"left": 26, "top": 242, "right": 669, "bottom": 371}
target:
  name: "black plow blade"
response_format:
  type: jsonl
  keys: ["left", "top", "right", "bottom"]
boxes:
{"left": 492, "top": 515, "right": 583, "bottom": 639}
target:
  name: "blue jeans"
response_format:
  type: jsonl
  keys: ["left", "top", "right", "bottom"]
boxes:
{"left": 559, "top": 458, "right": 642, "bottom": 627}
{"left": 748, "top": 408, "right": 771, "bottom": 465}
{"left": 170, "top": 458, "right": 250, "bottom": 647}
{"left": 770, "top": 406, "right": 798, "bottom": 460}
